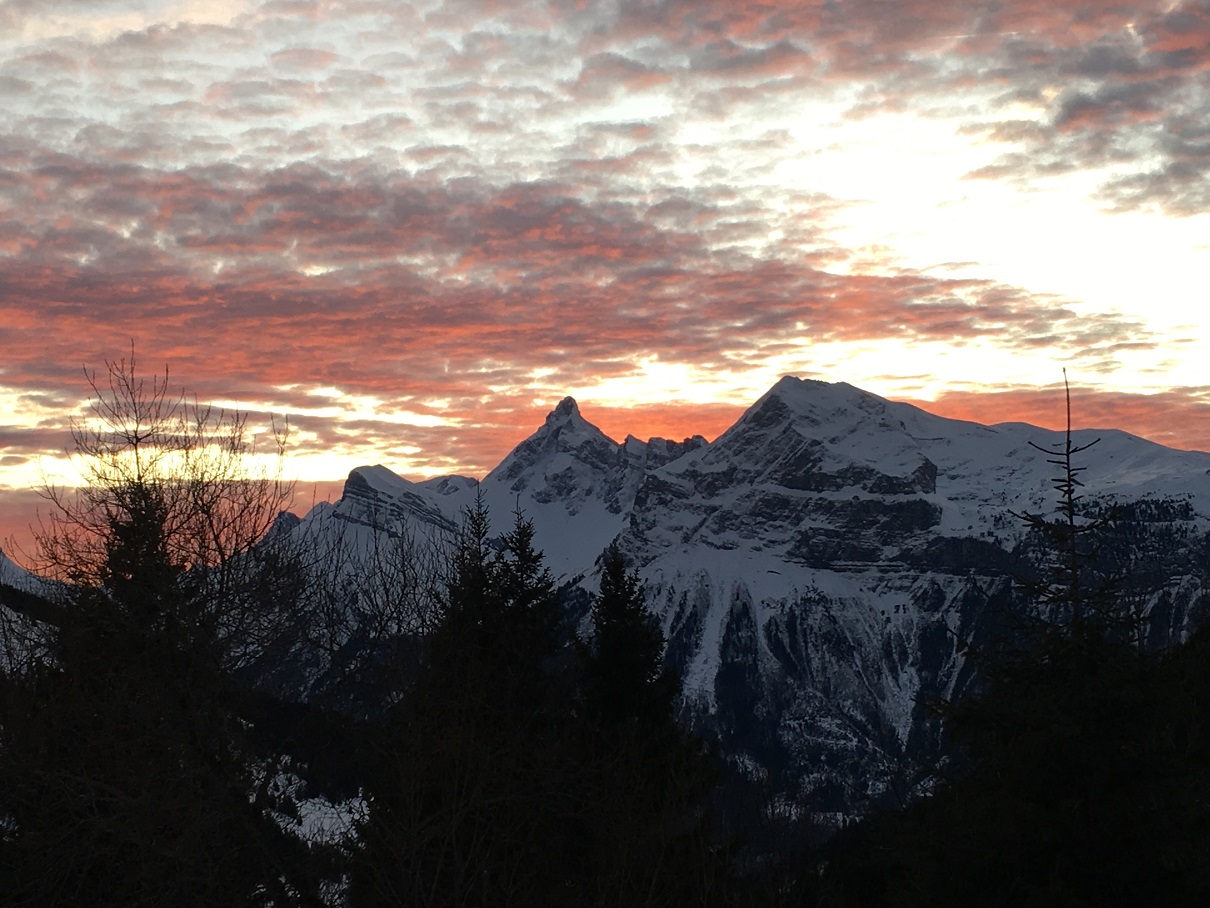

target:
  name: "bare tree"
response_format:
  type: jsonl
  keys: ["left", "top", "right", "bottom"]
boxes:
{"left": 0, "top": 351, "right": 329, "bottom": 906}
{"left": 280, "top": 505, "right": 451, "bottom": 712}
{"left": 32, "top": 348, "right": 296, "bottom": 671}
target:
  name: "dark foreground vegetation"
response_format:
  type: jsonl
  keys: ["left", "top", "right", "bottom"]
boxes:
{"left": 1, "top": 358, "right": 1209, "bottom": 906}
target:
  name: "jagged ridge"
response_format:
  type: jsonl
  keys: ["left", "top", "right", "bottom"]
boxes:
{"left": 291, "top": 377, "right": 1210, "bottom": 810}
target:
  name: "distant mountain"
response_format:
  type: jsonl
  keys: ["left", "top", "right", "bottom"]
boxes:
{"left": 0, "top": 549, "right": 40, "bottom": 594}
{"left": 289, "top": 376, "right": 1210, "bottom": 813}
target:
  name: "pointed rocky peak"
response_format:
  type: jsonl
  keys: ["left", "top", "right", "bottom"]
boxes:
{"left": 530, "top": 395, "right": 611, "bottom": 444}
{"left": 488, "top": 395, "right": 619, "bottom": 486}
{"left": 547, "top": 396, "right": 580, "bottom": 424}
{"left": 538, "top": 396, "right": 599, "bottom": 439}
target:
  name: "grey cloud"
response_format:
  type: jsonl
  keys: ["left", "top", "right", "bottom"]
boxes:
{"left": 688, "top": 38, "right": 814, "bottom": 79}
{"left": 1052, "top": 78, "right": 1175, "bottom": 130}
{"left": 0, "top": 75, "right": 33, "bottom": 95}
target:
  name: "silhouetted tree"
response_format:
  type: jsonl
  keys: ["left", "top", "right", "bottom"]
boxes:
{"left": 576, "top": 545, "right": 729, "bottom": 908}
{"left": 1009, "top": 370, "right": 1125, "bottom": 641}
{"left": 581, "top": 545, "right": 676, "bottom": 727}
{"left": 0, "top": 352, "right": 326, "bottom": 906}
{"left": 348, "top": 499, "right": 583, "bottom": 908}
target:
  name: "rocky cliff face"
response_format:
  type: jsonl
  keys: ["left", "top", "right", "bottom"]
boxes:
{"left": 291, "top": 376, "right": 1210, "bottom": 811}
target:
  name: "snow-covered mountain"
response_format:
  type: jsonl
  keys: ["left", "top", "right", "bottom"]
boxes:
{"left": 290, "top": 376, "right": 1210, "bottom": 809}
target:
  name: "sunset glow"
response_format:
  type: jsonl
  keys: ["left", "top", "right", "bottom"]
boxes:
{"left": 3, "top": 0, "right": 1210, "bottom": 553}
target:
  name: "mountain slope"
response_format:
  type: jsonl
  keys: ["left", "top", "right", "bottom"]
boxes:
{"left": 291, "top": 376, "right": 1210, "bottom": 810}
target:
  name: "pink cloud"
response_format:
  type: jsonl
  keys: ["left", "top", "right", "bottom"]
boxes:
{"left": 0, "top": 145, "right": 1155, "bottom": 430}
{"left": 0, "top": 0, "right": 1205, "bottom": 555}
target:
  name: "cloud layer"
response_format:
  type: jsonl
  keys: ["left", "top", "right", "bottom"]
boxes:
{"left": 1, "top": 0, "right": 1208, "bottom": 552}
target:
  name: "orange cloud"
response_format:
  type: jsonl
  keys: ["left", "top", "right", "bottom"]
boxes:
{"left": 0, "top": 141, "right": 1160, "bottom": 492}
{"left": 2, "top": 0, "right": 1207, "bottom": 553}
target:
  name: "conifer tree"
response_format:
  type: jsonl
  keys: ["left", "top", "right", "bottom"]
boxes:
{"left": 582, "top": 545, "right": 675, "bottom": 727}
{"left": 348, "top": 499, "right": 582, "bottom": 908}
{"left": 1010, "top": 370, "right": 1123, "bottom": 640}
{"left": 0, "top": 353, "right": 322, "bottom": 906}
{"left": 577, "top": 545, "right": 726, "bottom": 907}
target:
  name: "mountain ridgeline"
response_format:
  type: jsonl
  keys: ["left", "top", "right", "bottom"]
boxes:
{"left": 6, "top": 370, "right": 1210, "bottom": 905}
{"left": 288, "top": 376, "right": 1210, "bottom": 812}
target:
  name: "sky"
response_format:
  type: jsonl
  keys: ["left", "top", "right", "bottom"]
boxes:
{"left": 1, "top": 0, "right": 1209, "bottom": 553}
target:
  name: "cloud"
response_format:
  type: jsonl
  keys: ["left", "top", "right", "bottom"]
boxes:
{"left": 566, "top": 0, "right": 1210, "bottom": 215}
{"left": 270, "top": 46, "right": 339, "bottom": 71}
{"left": 0, "top": 0, "right": 1206, "bottom": 539}
{"left": 688, "top": 38, "right": 814, "bottom": 80}
{"left": 0, "top": 143, "right": 1155, "bottom": 424}
{"left": 571, "top": 52, "right": 672, "bottom": 98}
{"left": 946, "top": 4, "right": 1210, "bottom": 214}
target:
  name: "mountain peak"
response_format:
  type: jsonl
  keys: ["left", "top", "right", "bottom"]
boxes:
{"left": 766, "top": 374, "right": 856, "bottom": 403}
{"left": 346, "top": 464, "right": 415, "bottom": 496}
{"left": 546, "top": 396, "right": 580, "bottom": 425}
{"left": 486, "top": 394, "right": 614, "bottom": 488}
